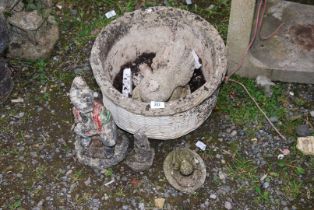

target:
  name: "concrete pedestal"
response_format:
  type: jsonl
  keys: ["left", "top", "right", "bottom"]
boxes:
{"left": 227, "top": 0, "right": 314, "bottom": 84}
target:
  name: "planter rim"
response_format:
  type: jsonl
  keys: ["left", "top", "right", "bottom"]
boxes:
{"left": 90, "top": 6, "right": 227, "bottom": 117}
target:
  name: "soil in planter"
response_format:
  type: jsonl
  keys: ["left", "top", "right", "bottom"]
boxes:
{"left": 113, "top": 52, "right": 156, "bottom": 92}
{"left": 113, "top": 53, "right": 206, "bottom": 99}
{"left": 188, "top": 58, "right": 206, "bottom": 93}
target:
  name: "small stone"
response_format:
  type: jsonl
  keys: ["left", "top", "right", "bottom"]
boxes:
{"left": 70, "top": 9, "right": 78, "bottom": 16}
{"left": 230, "top": 130, "right": 237, "bottom": 137}
{"left": 281, "top": 201, "right": 287, "bottom": 206}
{"left": 296, "top": 136, "right": 314, "bottom": 155}
{"left": 224, "top": 201, "right": 232, "bottom": 209}
{"left": 204, "top": 200, "right": 209, "bottom": 206}
{"left": 8, "top": 11, "right": 44, "bottom": 30}
{"left": 296, "top": 125, "right": 310, "bottom": 137}
{"left": 262, "top": 182, "right": 270, "bottom": 189}
{"left": 251, "top": 138, "right": 258, "bottom": 142}
{"left": 310, "top": 111, "right": 314, "bottom": 118}
{"left": 218, "top": 171, "right": 227, "bottom": 180}
{"left": 18, "top": 112, "right": 24, "bottom": 118}
{"left": 66, "top": 169, "right": 73, "bottom": 176}
{"left": 56, "top": 3, "right": 62, "bottom": 9}
{"left": 269, "top": 116, "right": 278, "bottom": 123}
{"left": 210, "top": 194, "right": 217, "bottom": 199}
{"left": 138, "top": 203, "right": 145, "bottom": 210}
{"left": 154, "top": 198, "right": 165, "bottom": 209}
{"left": 84, "top": 177, "right": 91, "bottom": 186}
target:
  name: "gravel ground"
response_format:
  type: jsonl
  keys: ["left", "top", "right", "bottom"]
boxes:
{"left": 1, "top": 80, "right": 313, "bottom": 209}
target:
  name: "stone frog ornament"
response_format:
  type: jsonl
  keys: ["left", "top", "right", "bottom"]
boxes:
{"left": 163, "top": 148, "right": 206, "bottom": 193}
{"left": 70, "top": 76, "right": 128, "bottom": 169}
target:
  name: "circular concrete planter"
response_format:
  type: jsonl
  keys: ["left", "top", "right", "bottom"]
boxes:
{"left": 90, "top": 7, "right": 227, "bottom": 140}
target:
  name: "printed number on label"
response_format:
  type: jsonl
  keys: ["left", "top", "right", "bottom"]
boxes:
{"left": 150, "top": 101, "right": 165, "bottom": 109}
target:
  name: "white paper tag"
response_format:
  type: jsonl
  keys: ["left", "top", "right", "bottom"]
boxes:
{"left": 195, "top": 140, "right": 207, "bottom": 151}
{"left": 146, "top": 8, "right": 153, "bottom": 13}
{"left": 150, "top": 101, "right": 165, "bottom": 109}
{"left": 122, "top": 68, "right": 132, "bottom": 97}
{"left": 105, "top": 10, "right": 116, "bottom": 19}
{"left": 192, "top": 50, "right": 202, "bottom": 69}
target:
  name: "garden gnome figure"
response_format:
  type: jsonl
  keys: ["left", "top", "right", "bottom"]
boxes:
{"left": 125, "top": 129, "right": 155, "bottom": 172}
{"left": 70, "top": 76, "right": 128, "bottom": 169}
{"left": 70, "top": 76, "right": 116, "bottom": 157}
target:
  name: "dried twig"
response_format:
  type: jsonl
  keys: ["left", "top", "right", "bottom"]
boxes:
{"left": 229, "top": 79, "right": 286, "bottom": 141}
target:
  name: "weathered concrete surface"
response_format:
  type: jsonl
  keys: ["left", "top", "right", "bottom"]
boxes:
{"left": 227, "top": 0, "right": 314, "bottom": 84}
{"left": 163, "top": 148, "right": 206, "bottom": 193}
{"left": 226, "top": 0, "right": 256, "bottom": 76}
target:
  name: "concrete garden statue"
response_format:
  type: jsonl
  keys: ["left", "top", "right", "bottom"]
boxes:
{"left": 70, "top": 76, "right": 128, "bottom": 170}
{"left": 125, "top": 129, "right": 155, "bottom": 172}
{"left": 163, "top": 148, "right": 206, "bottom": 193}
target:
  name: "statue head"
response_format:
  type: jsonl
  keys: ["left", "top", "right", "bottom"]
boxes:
{"left": 70, "top": 76, "right": 94, "bottom": 113}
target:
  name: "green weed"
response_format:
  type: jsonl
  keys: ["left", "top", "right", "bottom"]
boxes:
{"left": 8, "top": 198, "right": 21, "bottom": 210}
{"left": 72, "top": 169, "right": 85, "bottom": 182}
{"left": 217, "top": 75, "right": 286, "bottom": 128}
{"left": 283, "top": 180, "right": 303, "bottom": 200}
{"left": 35, "top": 165, "right": 47, "bottom": 180}
{"left": 227, "top": 156, "right": 259, "bottom": 182}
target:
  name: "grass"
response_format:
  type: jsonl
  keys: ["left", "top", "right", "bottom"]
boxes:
{"left": 283, "top": 180, "right": 303, "bottom": 200}
{"left": 35, "top": 165, "right": 47, "bottom": 180}
{"left": 8, "top": 198, "right": 21, "bottom": 210}
{"left": 115, "top": 187, "right": 126, "bottom": 197}
{"left": 227, "top": 156, "right": 258, "bottom": 182}
{"left": 102, "top": 168, "right": 113, "bottom": 177}
{"left": 72, "top": 169, "right": 85, "bottom": 182}
{"left": 216, "top": 75, "right": 288, "bottom": 134}
{"left": 227, "top": 155, "right": 274, "bottom": 204}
